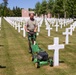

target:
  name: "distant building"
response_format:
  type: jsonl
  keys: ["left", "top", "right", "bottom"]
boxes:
{"left": 22, "top": 9, "right": 35, "bottom": 17}
{"left": 22, "top": 9, "right": 52, "bottom": 18}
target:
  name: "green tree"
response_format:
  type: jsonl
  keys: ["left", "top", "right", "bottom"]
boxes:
{"left": 62, "top": 0, "right": 68, "bottom": 18}
{"left": 12, "top": 6, "right": 21, "bottom": 17}
{"left": 3, "top": 0, "right": 8, "bottom": 7}
{"left": 35, "top": 2, "right": 41, "bottom": 16}
{"left": 47, "top": 0, "right": 54, "bottom": 13}
{"left": 0, "top": 3, "right": 4, "bottom": 16}
{"left": 67, "top": 0, "right": 76, "bottom": 18}
{"left": 28, "top": 8, "right": 35, "bottom": 11}
{"left": 2, "top": 0, "right": 8, "bottom": 16}
{"left": 41, "top": 0, "right": 47, "bottom": 15}
{"left": 53, "top": 0, "right": 64, "bottom": 18}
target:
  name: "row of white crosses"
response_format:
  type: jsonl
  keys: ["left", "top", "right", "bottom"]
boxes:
{"left": 45, "top": 18, "right": 66, "bottom": 35}
{"left": 4, "top": 17, "right": 43, "bottom": 37}
{"left": 46, "top": 18, "right": 61, "bottom": 32}
{"left": 46, "top": 18, "right": 55, "bottom": 27}
{"left": 48, "top": 21, "right": 76, "bottom": 67}
{"left": 45, "top": 18, "right": 52, "bottom": 36}
{"left": 63, "top": 21, "right": 76, "bottom": 44}
{"left": 59, "top": 19, "right": 64, "bottom": 28}
{"left": 63, "top": 28, "right": 72, "bottom": 44}
{"left": 35, "top": 17, "right": 43, "bottom": 33}
{"left": 47, "top": 18, "right": 74, "bottom": 66}
{"left": 4, "top": 17, "right": 27, "bottom": 37}
{"left": 55, "top": 19, "right": 59, "bottom": 32}
{"left": 47, "top": 18, "right": 73, "bottom": 32}
{"left": 48, "top": 29, "right": 71, "bottom": 66}
{"left": 46, "top": 18, "right": 60, "bottom": 33}
{"left": 4, "top": 17, "right": 75, "bottom": 67}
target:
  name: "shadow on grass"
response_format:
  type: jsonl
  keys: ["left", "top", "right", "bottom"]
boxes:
{"left": 59, "top": 61, "right": 65, "bottom": 63}
{"left": 0, "top": 45, "right": 4, "bottom": 47}
{"left": 0, "top": 65, "right": 6, "bottom": 68}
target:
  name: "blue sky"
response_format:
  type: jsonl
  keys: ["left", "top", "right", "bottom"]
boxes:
{"left": 0, "top": 0, "right": 42, "bottom": 9}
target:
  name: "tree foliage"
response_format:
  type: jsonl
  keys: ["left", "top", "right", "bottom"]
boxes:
{"left": 35, "top": 0, "right": 76, "bottom": 18}
{"left": 0, "top": 0, "right": 76, "bottom": 18}
{"left": 35, "top": 2, "right": 41, "bottom": 16}
{"left": 0, "top": 0, "right": 21, "bottom": 17}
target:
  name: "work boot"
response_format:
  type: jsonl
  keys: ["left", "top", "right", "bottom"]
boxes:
{"left": 29, "top": 47, "right": 32, "bottom": 53}
{"left": 29, "top": 49, "right": 32, "bottom": 54}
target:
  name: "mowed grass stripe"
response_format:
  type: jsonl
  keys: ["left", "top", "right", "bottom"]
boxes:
{"left": 1, "top": 18, "right": 16, "bottom": 75}
{"left": 2, "top": 18, "right": 49, "bottom": 75}
{"left": 38, "top": 20, "right": 76, "bottom": 75}
{"left": 0, "top": 18, "right": 76, "bottom": 75}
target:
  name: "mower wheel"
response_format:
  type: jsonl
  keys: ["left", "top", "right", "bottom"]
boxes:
{"left": 35, "top": 62, "right": 40, "bottom": 68}
{"left": 49, "top": 60, "right": 53, "bottom": 67}
{"left": 49, "top": 57, "right": 53, "bottom": 67}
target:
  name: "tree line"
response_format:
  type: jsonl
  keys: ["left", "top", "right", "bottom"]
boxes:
{"left": 35, "top": 0, "right": 76, "bottom": 18}
{"left": 0, "top": 0, "right": 76, "bottom": 18}
{"left": 0, "top": 0, "right": 22, "bottom": 17}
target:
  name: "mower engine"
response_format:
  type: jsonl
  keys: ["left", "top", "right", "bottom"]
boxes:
{"left": 37, "top": 51, "right": 48, "bottom": 61}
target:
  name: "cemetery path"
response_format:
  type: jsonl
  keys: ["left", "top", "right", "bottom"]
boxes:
{"left": 0, "top": 18, "right": 76, "bottom": 75}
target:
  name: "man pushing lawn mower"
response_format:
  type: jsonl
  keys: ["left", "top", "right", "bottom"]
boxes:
{"left": 25, "top": 12, "right": 53, "bottom": 68}
{"left": 25, "top": 12, "right": 38, "bottom": 53}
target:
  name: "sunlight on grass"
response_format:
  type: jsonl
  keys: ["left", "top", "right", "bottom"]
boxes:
{"left": 0, "top": 18, "right": 76, "bottom": 75}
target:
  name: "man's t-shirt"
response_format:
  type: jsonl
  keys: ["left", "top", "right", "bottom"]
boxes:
{"left": 26, "top": 19, "right": 38, "bottom": 31}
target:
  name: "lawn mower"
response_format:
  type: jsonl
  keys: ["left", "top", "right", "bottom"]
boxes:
{"left": 28, "top": 31, "right": 53, "bottom": 68}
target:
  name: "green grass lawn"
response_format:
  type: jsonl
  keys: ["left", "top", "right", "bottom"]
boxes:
{"left": 0, "top": 18, "right": 76, "bottom": 75}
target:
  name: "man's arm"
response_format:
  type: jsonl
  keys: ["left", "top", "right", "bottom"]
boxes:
{"left": 34, "top": 26, "right": 37, "bottom": 32}
{"left": 25, "top": 21, "right": 29, "bottom": 32}
{"left": 34, "top": 20, "right": 38, "bottom": 32}
{"left": 25, "top": 25, "right": 29, "bottom": 32}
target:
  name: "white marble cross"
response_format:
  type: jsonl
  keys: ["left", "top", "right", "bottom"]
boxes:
{"left": 60, "top": 22, "right": 63, "bottom": 29}
{"left": 55, "top": 21, "right": 59, "bottom": 32}
{"left": 67, "top": 26, "right": 73, "bottom": 35}
{"left": 45, "top": 18, "right": 50, "bottom": 30}
{"left": 38, "top": 23, "right": 40, "bottom": 32}
{"left": 21, "top": 24, "right": 26, "bottom": 37}
{"left": 64, "top": 19, "right": 66, "bottom": 27}
{"left": 51, "top": 21, "right": 54, "bottom": 27}
{"left": 12, "top": 21, "right": 16, "bottom": 27}
{"left": 48, "top": 37, "right": 64, "bottom": 66}
{"left": 63, "top": 29, "right": 71, "bottom": 44}
{"left": 71, "top": 24, "right": 75, "bottom": 31}
{"left": 15, "top": 22, "right": 18, "bottom": 30}
{"left": 46, "top": 25, "right": 52, "bottom": 36}
{"left": 18, "top": 24, "right": 21, "bottom": 33}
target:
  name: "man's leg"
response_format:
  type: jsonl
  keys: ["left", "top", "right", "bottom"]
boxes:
{"left": 28, "top": 40, "right": 32, "bottom": 53}
{"left": 28, "top": 33, "right": 32, "bottom": 53}
{"left": 33, "top": 32, "right": 36, "bottom": 41}
{"left": 31, "top": 33, "right": 36, "bottom": 45}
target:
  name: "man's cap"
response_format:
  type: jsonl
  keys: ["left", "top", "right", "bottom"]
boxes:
{"left": 29, "top": 11, "right": 35, "bottom": 14}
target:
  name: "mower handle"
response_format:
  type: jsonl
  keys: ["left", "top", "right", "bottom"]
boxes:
{"left": 28, "top": 31, "right": 36, "bottom": 35}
